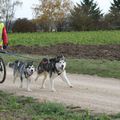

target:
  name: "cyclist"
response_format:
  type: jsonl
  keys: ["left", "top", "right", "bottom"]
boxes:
{"left": 0, "top": 21, "right": 8, "bottom": 83}
{"left": 0, "top": 21, "right": 8, "bottom": 49}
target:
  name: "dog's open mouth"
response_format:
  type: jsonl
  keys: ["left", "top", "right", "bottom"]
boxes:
{"left": 31, "top": 70, "right": 34, "bottom": 74}
{"left": 60, "top": 65, "right": 64, "bottom": 70}
{"left": 28, "top": 70, "right": 34, "bottom": 76}
{"left": 60, "top": 68, "right": 64, "bottom": 70}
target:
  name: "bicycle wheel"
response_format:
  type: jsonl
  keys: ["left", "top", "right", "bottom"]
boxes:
{"left": 0, "top": 57, "right": 6, "bottom": 83}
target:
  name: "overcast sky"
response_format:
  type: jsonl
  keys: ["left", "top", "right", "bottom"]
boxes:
{"left": 15, "top": 0, "right": 113, "bottom": 19}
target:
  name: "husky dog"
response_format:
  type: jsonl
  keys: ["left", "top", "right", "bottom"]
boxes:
{"left": 9, "top": 60, "right": 35, "bottom": 91}
{"left": 35, "top": 55, "right": 73, "bottom": 92}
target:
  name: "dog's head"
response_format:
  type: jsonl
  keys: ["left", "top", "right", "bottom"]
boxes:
{"left": 25, "top": 61, "right": 35, "bottom": 76}
{"left": 55, "top": 55, "right": 66, "bottom": 71}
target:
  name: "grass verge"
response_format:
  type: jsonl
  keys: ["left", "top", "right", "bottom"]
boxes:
{"left": 0, "top": 90, "right": 114, "bottom": 120}
{"left": 0, "top": 54, "right": 120, "bottom": 79}
{"left": 1, "top": 53, "right": 120, "bottom": 79}
{"left": 67, "top": 59, "right": 120, "bottom": 79}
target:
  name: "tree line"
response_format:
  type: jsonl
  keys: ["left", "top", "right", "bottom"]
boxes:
{"left": 0, "top": 0, "right": 120, "bottom": 32}
{"left": 0, "top": 0, "right": 22, "bottom": 32}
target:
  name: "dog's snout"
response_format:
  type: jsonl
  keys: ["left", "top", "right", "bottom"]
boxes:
{"left": 61, "top": 65, "right": 64, "bottom": 68}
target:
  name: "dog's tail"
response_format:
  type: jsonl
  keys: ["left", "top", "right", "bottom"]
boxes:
{"left": 7, "top": 62, "right": 14, "bottom": 68}
{"left": 8, "top": 60, "right": 20, "bottom": 68}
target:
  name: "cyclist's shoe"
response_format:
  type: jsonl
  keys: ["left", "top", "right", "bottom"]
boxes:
{"left": 3, "top": 45, "right": 7, "bottom": 49}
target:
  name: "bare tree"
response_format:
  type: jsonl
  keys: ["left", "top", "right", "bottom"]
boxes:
{"left": 0, "top": 0, "right": 22, "bottom": 32}
{"left": 33, "top": 0, "right": 72, "bottom": 31}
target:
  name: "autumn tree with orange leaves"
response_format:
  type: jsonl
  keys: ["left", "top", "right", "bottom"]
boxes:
{"left": 33, "top": 0, "right": 72, "bottom": 31}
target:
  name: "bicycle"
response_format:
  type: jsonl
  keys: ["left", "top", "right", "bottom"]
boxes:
{"left": 0, "top": 51, "right": 6, "bottom": 83}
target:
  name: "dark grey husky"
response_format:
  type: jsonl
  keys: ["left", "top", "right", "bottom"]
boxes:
{"left": 35, "top": 55, "right": 73, "bottom": 92}
{"left": 9, "top": 60, "right": 35, "bottom": 91}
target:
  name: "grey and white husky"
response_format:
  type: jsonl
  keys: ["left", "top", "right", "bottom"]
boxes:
{"left": 9, "top": 60, "right": 35, "bottom": 91}
{"left": 35, "top": 55, "right": 73, "bottom": 92}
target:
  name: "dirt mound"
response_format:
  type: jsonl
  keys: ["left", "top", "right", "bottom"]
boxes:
{"left": 8, "top": 43, "right": 120, "bottom": 60}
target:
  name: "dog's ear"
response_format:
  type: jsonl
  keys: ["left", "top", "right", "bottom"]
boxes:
{"left": 30, "top": 61, "right": 34, "bottom": 65}
{"left": 56, "top": 55, "right": 65, "bottom": 61}
{"left": 55, "top": 57, "right": 60, "bottom": 62}
{"left": 62, "top": 55, "right": 65, "bottom": 60}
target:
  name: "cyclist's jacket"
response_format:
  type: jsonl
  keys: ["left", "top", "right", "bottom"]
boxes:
{"left": 0, "top": 23, "right": 8, "bottom": 48}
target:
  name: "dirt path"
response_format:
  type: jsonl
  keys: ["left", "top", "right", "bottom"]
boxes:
{"left": 1, "top": 67, "right": 120, "bottom": 114}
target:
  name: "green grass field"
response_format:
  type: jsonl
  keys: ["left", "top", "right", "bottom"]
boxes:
{"left": 9, "top": 31, "right": 120, "bottom": 46}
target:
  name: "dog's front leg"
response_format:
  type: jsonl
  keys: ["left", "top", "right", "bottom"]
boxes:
{"left": 13, "top": 70, "right": 17, "bottom": 83}
{"left": 49, "top": 72, "right": 58, "bottom": 92}
{"left": 13, "top": 74, "right": 17, "bottom": 83}
{"left": 20, "top": 76, "right": 23, "bottom": 88}
{"left": 41, "top": 72, "right": 47, "bottom": 89}
{"left": 50, "top": 77, "right": 56, "bottom": 92}
{"left": 60, "top": 70, "right": 73, "bottom": 88}
{"left": 50, "top": 73, "right": 60, "bottom": 92}
{"left": 27, "top": 77, "right": 32, "bottom": 92}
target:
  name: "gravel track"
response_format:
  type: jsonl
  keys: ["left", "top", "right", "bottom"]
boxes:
{"left": 0, "top": 67, "right": 120, "bottom": 114}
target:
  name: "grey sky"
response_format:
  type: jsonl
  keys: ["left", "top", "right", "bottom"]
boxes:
{"left": 15, "top": 0, "right": 113, "bottom": 19}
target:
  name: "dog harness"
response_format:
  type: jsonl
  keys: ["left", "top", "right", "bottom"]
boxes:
{"left": 24, "top": 71, "right": 32, "bottom": 78}
{"left": 38, "top": 57, "right": 63, "bottom": 78}
{"left": 55, "top": 68, "right": 62, "bottom": 76}
{"left": 49, "top": 62, "right": 62, "bottom": 77}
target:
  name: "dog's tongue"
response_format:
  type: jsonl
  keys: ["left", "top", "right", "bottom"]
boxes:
{"left": 61, "top": 67, "right": 64, "bottom": 70}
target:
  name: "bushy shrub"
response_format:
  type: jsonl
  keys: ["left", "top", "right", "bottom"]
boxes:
{"left": 12, "top": 18, "right": 36, "bottom": 33}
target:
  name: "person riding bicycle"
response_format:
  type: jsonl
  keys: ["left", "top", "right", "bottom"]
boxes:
{"left": 0, "top": 21, "right": 8, "bottom": 83}
{"left": 0, "top": 21, "right": 8, "bottom": 49}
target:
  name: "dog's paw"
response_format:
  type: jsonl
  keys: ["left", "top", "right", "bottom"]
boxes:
{"left": 19, "top": 85, "right": 23, "bottom": 88}
{"left": 13, "top": 79, "right": 16, "bottom": 84}
{"left": 13, "top": 81, "right": 15, "bottom": 84}
{"left": 27, "top": 88, "right": 32, "bottom": 92}
{"left": 70, "top": 85, "right": 73, "bottom": 88}
{"left": 51, "top": 88, "right": 56, "bottom": 92}
{"left": 41, "top": 86, "right": 45, "bottom": 89}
